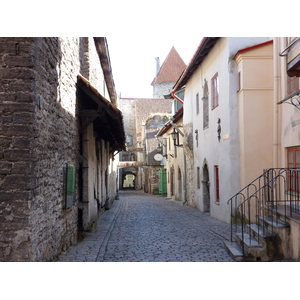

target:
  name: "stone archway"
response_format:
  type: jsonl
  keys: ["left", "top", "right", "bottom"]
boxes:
{"left": 202, "top": 163, "right": 210, "bottom": 213}
{"left": 122, "top": 172, "right": 136, "bottom": 189}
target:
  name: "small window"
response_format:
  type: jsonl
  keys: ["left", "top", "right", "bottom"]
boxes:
{"left": 197, "top": 167, "right": 200, "bottom": 189}
{"left": 211, "top": 73, "right": 219, "bottom": 109}
{"left": 214, "top": 165, "right": 220, "bottom": 203}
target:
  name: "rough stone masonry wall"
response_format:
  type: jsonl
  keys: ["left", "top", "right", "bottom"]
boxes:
{"left": 0, "top": 37, "right": 35, "bottom": 261}
{"left": 30, "top": 37, "right": 81, "bottom": 261}
{"left": 153, "top": 82, "right": 174, "bottom": 98}
{"left": 0, "top": 37, "right": 82, "bottom": 261}
{"left": 135, "top": 98, "right": 172, "bottom": 144}
{"left": 184, "top": 122, "right": 196, "bottom": 207}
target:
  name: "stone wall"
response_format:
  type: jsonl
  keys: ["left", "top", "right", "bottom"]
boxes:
{"left": 0, "top": 37, "right": 115, "bottom": 261}
{"left": 30, "top": 38, "right": 81, "bottom": 261}
{"left": 118, "top": 98, "right": 172, "bottom": 192}
{"left": 0, "top": 37, "right": 36, "bottom": 261}
{"left": 183, "top": 122, "right": 195, "bottom": 207}
{"left": 153, "top": 82, "right": 174, "bottom": 98}
{"left": 135, "top": 98, "right": 172, "bottom": 144}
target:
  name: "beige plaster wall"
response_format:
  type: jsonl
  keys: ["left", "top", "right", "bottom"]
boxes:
{"left": 236, "top": 42, "right": 274, "bottom": 188}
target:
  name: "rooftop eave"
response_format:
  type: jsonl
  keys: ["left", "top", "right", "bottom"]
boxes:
{"left": 93, "top": 37, "right": 118, "bottom": 106}
{"left": 77, "top": 74, "right": 126, "bottom": 151}
{"left": 173, "top": 37, "right": 219, "bottom": 91}
{"left": 287, "top": 53, "right": 300, "bottom": 77}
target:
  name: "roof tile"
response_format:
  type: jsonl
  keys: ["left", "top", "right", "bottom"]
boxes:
{"left": 152, "top": 47, "right": 186, "bottom": 85}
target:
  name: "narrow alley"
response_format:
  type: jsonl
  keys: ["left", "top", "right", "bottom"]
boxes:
{"left": 57, "top": 190, "right": 234, "bottom": 262}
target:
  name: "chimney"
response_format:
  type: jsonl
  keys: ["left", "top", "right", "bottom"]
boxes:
{"left": 155, "top": 57, "right": 160, "bottom": 76}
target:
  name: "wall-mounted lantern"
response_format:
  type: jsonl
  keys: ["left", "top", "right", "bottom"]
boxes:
{"left": 156, "top": 141, "right": 167, "bottom": 159}
{"left": 171, "top": 128, "right": 183, "bottom": 147}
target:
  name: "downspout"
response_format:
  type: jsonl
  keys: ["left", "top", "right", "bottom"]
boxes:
{"left": 170, "top": 89, "right": 187, "bottom": 205}
{"left": 273, "top": 38, "right": 280, "bottom": 168}
{"left": 171, "top": 90, "right": 184, "bottom": 105}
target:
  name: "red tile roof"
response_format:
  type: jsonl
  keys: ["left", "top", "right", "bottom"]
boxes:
{"left": 152, "top": 47, "right": 186, "bottom": 85}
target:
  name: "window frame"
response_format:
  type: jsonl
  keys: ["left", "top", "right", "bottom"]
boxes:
{"left": 287, "top": 147, "right": 300, "bottom": 193}
{"left": 211, "top": 73, "right": 219, "bottom": 109}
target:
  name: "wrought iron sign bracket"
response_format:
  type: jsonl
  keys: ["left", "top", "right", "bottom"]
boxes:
{"left": 278, "top": 90, "right": 300, "bottom": 110}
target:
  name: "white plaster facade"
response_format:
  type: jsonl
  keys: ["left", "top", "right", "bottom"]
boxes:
{"left": 182, "top": 37, "right": 270, "bottom": 223}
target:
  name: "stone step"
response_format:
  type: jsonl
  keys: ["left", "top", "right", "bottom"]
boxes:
{"left": 262, "top": 205, "right": 290, "bottom": 224}
{"left": 235, "top": 232, "right": 266, "bottom": 261}
{"left": 246, "top": 224, "right": 285, "bottom": 261}
{"left": 236, "top": 232, "right": 263, "bottom": 248}
{"left": 247, "top": 223, "right": 274, "bottom": 243}
{"left": 223, "top": 240, "right": 245, "bottom": 262}
{"left": 258, "top": 216, "right": 289, "bottom": 230}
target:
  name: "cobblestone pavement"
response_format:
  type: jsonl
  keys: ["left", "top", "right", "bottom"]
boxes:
{"left": 57, "top": 190, "right": 234, "bottom": 262}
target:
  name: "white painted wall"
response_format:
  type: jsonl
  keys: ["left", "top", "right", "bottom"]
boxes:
{"left": 183, "top": 37, "right": 270, "bottom": 223}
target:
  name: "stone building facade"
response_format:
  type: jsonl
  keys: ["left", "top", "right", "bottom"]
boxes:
{"left": 118, "top": 47, "right": 186, "bottom": 194}
{"left": 118, "top": 98, "right": 172, "bottom": 193}
{"left": 0, "top": 37, "right": 125, "bottom": 261}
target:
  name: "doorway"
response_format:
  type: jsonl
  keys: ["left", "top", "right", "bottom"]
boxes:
{"left": 202, "top": 164, "right": 210, "bottom": 213}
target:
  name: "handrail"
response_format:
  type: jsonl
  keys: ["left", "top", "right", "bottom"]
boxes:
{"left": 227, "top": 168, "right": 300, "bottom": 258}
{"left": 236, "top": 168, "right": 286, "bottom": 210}
{"left": 227, "top": 170, "right": 269, "bottom": 205}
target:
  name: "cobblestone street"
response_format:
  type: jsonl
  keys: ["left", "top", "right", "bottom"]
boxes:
{"left": 57, "top": 190, "right": 234, "bottom": 262}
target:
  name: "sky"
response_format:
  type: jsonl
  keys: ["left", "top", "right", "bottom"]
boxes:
{"left": 107, "top": 36, "right": 202, "bottom": 99}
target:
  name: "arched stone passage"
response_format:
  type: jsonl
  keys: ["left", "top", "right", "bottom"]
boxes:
{"left": 122, "top": 172, "right": 136, "bottom": 189}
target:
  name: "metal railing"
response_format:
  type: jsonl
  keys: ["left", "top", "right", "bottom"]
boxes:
{"left": 227, "top": 168, "right": 300, "bottom": 255}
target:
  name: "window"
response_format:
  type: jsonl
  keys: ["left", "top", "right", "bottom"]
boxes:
{"left": 196, "top": 93, "right": 199, "bottom": 114}
{"left": 287, "top": 147, "right": 300, "bottom": 193}
{"left": 287, "top": 76, "right": 299, "bottom": 95}
{"left": 211, "top": 73, "right": 219, "bottom": 109}
{"left": 214, "top": 165, "right": 220, "bottom": 203}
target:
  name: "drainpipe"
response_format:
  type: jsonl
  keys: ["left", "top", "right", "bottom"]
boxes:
{"left": 273, "top": 38, "right": 280, "bottom": 168}
{"left": 171, "top": 90, "right": 184, "bottom": 105}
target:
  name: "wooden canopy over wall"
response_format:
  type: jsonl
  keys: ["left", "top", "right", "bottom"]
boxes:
{"left": 77, "top": 74, "right": 126, "bottom": 153}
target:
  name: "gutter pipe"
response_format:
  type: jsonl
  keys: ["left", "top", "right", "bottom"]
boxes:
{"left": 171, "top": 90, "right": 184, "bottom": 105}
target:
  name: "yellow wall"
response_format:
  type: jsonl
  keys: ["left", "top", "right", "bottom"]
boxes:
{"left": 236, "top": 42, "right": 274, "bottom": 187}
